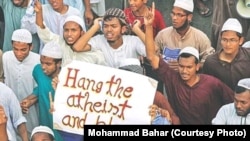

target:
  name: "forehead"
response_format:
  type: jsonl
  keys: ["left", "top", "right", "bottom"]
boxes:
{"left": 12, "top": 41, "right": 29, "bottom": 47}
{"left": 103, "top": 17, "right": 121, "bottom": 25}
{"left": 172, "top": 6, "right": 186, "bottom": 13}
{"left": 40, "top": 55, "right": 55, "bottom": 62}
{"left": 178, "top": 56, "right": 196, "bottom": 65}
{"left": 221, "top": 30, "right": 239, "bottom": 37}
{"left": 64, "top": 21, "right": 81, "bottom": 28}
{"left": 235, "top": 90, "right": 250, "bottom": 100}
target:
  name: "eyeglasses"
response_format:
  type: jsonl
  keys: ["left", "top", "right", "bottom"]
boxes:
{"left": 221, "top": 38, "right": 239, "bottom": 44}
{"left": 170, "top": 12, "right": 187, "bottom": 18}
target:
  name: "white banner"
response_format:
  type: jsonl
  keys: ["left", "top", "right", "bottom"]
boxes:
{"left": 53, "top": 60, "right": 157, "bottom": 135}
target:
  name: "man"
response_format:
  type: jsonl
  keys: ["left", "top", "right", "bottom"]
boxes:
{"left": 144, "top": 3, "right": 234, "bottom": 124}
{"left": 2, "top": 29, "right": 40, "bottom": 139}
{"left": 203, "top": 18, "right": 250, "bottom": 90}
{"left": 212, "top": 78, "right": 250, "bottom": 124}
{"left": 72, "top": 7, "right": 146, "bottom": 68}
{"left": 0, "top": 82, "right": 29, "bottom": 141}
{"left": 124, "top": 0, "right": 166, "bottom": 38}
{"left": 211, "top": 0, "right": 250, "bottom": 50}
{"left": 30, "top": 126, "right": 54, "bottom": 141}
{"left": 35, "top": 1, "right": 106, "bottom": 67}
{"left": 20, "top": 41, "right": 63, "bottom": 141}
{"left": 154, "top": 0, "right": 214, "bottom": 71}
{"left": 0, "top": 0, "right": 40, "bottom": 53}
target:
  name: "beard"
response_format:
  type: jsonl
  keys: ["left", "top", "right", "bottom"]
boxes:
{"left": 236, "top": 107, "right": 250, "bottom": 117}
{"left": 175, "top": 19, "right": 189, "bottom": 31}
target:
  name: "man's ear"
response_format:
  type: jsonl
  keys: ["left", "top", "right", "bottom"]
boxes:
{"left": 121, "top": 25, "right": 128, "bottom": 34}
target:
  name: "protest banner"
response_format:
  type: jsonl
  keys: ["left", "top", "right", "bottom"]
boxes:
{"left": 53, "top": 60, "right": 157, "bottom": 135}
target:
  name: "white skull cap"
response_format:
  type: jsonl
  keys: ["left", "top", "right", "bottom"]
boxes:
{"left": 41, "top": 41, "right": 62, "bottom": 59}
{"left": 237, "top": 78, "right": 250, "bottom": 90}
{"left": 64, "top": 15, "right": 85, "bottom": 31}
{"left": 221, "top": 18, "right": 242, "bottom": 34}
{"left": 173, "top": 0, "right": 194, "bottom": 12}
{"left": 31, "top": 126, "right": 54, "bottom": 139}
{"left": 179, "top": 46, "right": 199, "bottom": 61}
{"left": 11, "top": 29, "right": 32, "bottom": 43}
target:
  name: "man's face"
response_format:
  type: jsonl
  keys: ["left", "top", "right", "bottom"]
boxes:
{"left": 48, "top": 0, "right": 64, "bottom": 12}
{"left": 234, "top": 90, "right": 250, "bottom": 116}
{"left": 12, "top": 0, "right": 25, "bottom": 7}
{"left": 221, "top": 31, "right": 243, "bottom": 55}
{"left": 12, "top": 41, "right": 31, "bottom": 62}
{"left": 178, "top": 56, "right": 199, "bottom": 82}
{"left": 128, "top": 0, "right": 147, "bottom": 12}
{"left": 103, "top": 17, "right": 126, "bottom": 43}
{"left": 171, "top": 7, "right": 191, "bottom": 30}
{"left": 63, "top": 21, "right": 83, "bottom": 46}
{"left": 40, "top": 56, "right": 60, "bottom": 77}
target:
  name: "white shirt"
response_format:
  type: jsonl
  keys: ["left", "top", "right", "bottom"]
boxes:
{"left": 37, "top": 25, "right": 107, "bottom": 67}
{"left": 212, "top": 103, "right": 250, "bottom": 125}
{"left": 2, "top": 51, "right": 40, "bottom": 137}
{"left": 89, "top": 35, "right": 146, "bottom": 68}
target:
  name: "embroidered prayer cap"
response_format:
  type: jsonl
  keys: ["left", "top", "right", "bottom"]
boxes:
{"left": 221, "top": 18, "right": 242, "bottom": 34}
{"left": 31, "top": 126, "right": 54, "bottom": 139}
{"left": 64, "top": 15, "right": 85, "bottom": 31}
{"left": 119, "top": 58, "right": 143, "bottom": 75}
{"left": 237, "top": 78, "right": 250, "bottom": 90}
{"left": 104, "top": 8, "right": 127, "bottom": 25}
{"left": 179, "top": 47, "right": 199, "bottom": 61}
{"left": 236, "top": 0, "right": 250, "bottom": 19}
{"left": 173, "top": 0, "right": 194, "bottom": 12}
{"left": 41, "top": 41, "right": 62, "bottom": 59}
{"left": 11, "top": 29, "right": 32, "bottom": 43}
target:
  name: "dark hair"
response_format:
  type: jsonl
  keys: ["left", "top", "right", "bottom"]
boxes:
{"left": 177, "top": 53, "right": 199, "bottom": 64}
{"left": 235, "top": 86, "right": 248, "bottom": 94}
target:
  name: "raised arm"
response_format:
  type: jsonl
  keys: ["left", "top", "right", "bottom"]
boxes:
{"left": 72, "top": 18, "right": 102, "bottom": 52}
{"left": 34, "top": 0, "right": 45, "bottom": 29}
{"left": 83, "top": 0, "right": 94, "bottom": 27}
{"left": 144, "top": 2, "right": 160, "bottom": 69}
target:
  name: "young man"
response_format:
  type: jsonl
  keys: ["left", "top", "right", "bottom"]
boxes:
{"left": 0, "top": 82, "right": 29, "bottom": 141}
{"left": 203, "top": 18, "right": 250, "bottom": 91}
{"left": 20, "top": 41, "right": 63, "bottom": 141}
{"left": 144, "top": 3, "right": 234, "bottom": 124}
{"left": 124, "top": 0, "right": 166, "bottom": 38}
{"left": 212, "top": 78, "right": 250, "bottom": 124}
{"left": 154, "top": 0, "right": 214, "bottom": 71}
{"left": 3, "top": 29, "right": 40, "bottom": 139}
{"left": 72, "top": 7, "right": 146, "bottom": 68}
{"left": 0, "top": 0, "right": 40, "bottom": 53}
{"left": 35, "top": 1, "right": 106, "bottom": 67}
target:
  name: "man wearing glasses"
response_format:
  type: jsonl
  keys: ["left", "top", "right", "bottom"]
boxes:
{"left": 203, "top": 18, "right": 250, "bottom": 91}
{"left": 154, "top": 0, "right": 214, "bottom": 71}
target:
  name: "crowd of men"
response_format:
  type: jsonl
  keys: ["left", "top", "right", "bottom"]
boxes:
{"left": 0, "top": 0, "right": 250, "bottom": 141}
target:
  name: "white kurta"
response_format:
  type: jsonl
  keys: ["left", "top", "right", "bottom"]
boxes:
{"left": 2, "top": 51, "right": 40, "bottom": 137}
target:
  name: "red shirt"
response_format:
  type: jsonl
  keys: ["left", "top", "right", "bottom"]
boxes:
{"left": 124, "top": 7, "right": 166, "bottom": 38}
